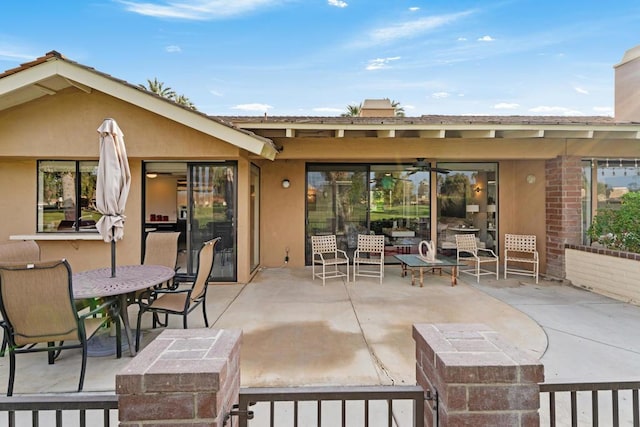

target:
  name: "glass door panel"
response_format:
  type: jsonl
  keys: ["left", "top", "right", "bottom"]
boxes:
{"left": 250, "top": 164, "right": 260, "bottom": 272}
{"left": 436, "top": 163, "right": 498, "bottom": 254}
{"left": 369, "top": 166, "right": 431, "bottom": 258}
{"left": 189, "top": 163, "right": 236, "bottom": 281}
{"left": 306, "top": 165, "right": 368, "bottom": 263}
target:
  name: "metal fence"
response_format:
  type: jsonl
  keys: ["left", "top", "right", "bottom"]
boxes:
{"left": 228, "top": 385, "right": 428, "bottom": 427}
{"left": 0, "top": 393, "right": 118, "bottom": 427}
{"left": 539, "top": 381, "right": 640, "bottom": 427}
{"left": 2, "top": 381, "right": 639, "bottom": 427}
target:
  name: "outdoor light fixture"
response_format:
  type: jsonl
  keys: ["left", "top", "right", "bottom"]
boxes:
{"left": 474, "top": 186, "right": 482, "bottom": 193}
{"left": 526, "top": 174, "right": 536, "bottom": 184}
{"left": 281, "top": 179, "right": 291, "bottom": 189}
{"left": 146, "top": 173, "right": 158, "bottom": 179}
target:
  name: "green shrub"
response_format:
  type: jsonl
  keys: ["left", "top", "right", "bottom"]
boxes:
{"left": 588, "top": 192, "right": 640, "bottom": 253}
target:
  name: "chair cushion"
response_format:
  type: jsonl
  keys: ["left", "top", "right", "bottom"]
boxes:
{"left": 150, "top": 293, "right": 189, "bottom": 312}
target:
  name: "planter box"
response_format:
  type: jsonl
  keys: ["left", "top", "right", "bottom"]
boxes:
{"left": 565, "top": 245, "right": 640, "bottom": 305}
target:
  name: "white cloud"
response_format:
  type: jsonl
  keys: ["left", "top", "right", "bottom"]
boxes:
{"left": 477, "top": 35, "right": 494, "bottom": 42}
{"left": 209, "top": 89, "right": 223, "bottom": 97}
{"left": 117, "top": 0, "right": 280, "bottom": 20}
{"left": 313, "top": 107, "right": 344, "bottom": 113}
{"left": 409, "top": 7, "right": 420, "bottom": 12}
{"left": 364, "top": 10, "right": 474, "bottom": 46}
{"left": 431, "top": 92, "right": 450, "bottom": 99}
{"left": 232, "top": 103, "right": 273, "bottom": 112}
{"left": 593, "top": 106, "right": 613, "bottom": 115}
{"left": 0, "top": 49, "right": 35, "bottom": 61}
{"left": 165, "top": 45, "right": 181, "bottom": 53}
{"left": 574, "top": 86, "right": 589, "bottom": 95}
{"left": 366, "top": 56, "right": 401, "bottom": 70}
{"left": 494, "top": 102, "right": 519, "bottom": 110}
{"left": 529, "top": 106, "right": 584, "bottom": 115}
{"left": 457, "top": 37, "right": 467, "bottom": 41}
{"left": 328, "top": 0, "right": 347, "bottom": 8}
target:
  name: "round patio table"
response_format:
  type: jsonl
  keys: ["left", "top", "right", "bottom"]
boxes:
{"left": 73, "top": 264, "right": 175, "bottom": 356}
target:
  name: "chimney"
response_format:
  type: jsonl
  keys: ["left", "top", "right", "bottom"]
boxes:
{"left": 614, "top": 45, "right": 640, "bottom": 122}
{"left": 359, "top": 99, "right": 395, "bottom": 117}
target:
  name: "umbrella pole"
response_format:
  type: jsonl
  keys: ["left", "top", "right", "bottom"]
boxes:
{"left": 111, "top": 226, "right": 116, "bottom": 278}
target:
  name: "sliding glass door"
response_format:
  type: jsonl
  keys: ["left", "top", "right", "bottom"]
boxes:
{"left": 306, "top": 164, "right": 368, "bottom": 263}
{"left": 144, "top": 161, "right": 237, "bottom": 282}
{"left": 305, "top": 163, "right": 432, "bottom": 263}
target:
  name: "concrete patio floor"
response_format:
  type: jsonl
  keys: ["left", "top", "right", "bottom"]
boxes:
{"left": 2, "top": 263, "right": 639, "bottom": 397}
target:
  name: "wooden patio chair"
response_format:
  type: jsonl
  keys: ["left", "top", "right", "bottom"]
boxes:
{"left": 455, "top": 234, "right": 499, "bottom": 283}
{"left": 504, "top": 234, "right": 539, "bottom": 283}
{"left": 311, "top": 235, "right": 349, "bottom": 286}
{"left": 353, "top": 234, "right": 385, "bottom": 284}
{"left": 0, "top": 259, "right": 121, "bottom": 396}
{"left": 135, "top": 238, "right": 219, "bottom": 352}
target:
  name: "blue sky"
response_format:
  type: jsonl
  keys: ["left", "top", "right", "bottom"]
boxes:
{"left": 1, "top": 1, "right": 639, "bottom": 117}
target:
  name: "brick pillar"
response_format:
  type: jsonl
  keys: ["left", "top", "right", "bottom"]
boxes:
{"left": 116, "top": 329, "right": 242, "bottom": 427}
{"left": 545, "top": 155, "right": 583, "bottom": 279}
{"left": 413, "top": 323, "right": 544, "bottom": 427}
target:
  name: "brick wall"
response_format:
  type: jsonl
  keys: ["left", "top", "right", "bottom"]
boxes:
{"left": 116, "top": 329, "right": 242, "bottom": 427}
{"left": 413, "top": 323, "right": 544, "bottom": 427}
{"left": 545, "top": 156, "right": 584, "bottom": 279}
{"left": 566, "top": 245, "right": 640, "bottom": 304}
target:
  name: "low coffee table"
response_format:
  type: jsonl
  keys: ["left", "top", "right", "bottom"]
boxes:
{"left": 394, "top": 254, "right": 464, "bottom": 287}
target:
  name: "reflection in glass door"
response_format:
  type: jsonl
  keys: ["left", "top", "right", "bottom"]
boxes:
{"left": 144, "top": 162, "right": 237, "bottom": 282}
{"left": 250, "top": 164, "right": 260, "bottom": 272}
{"left": 189, "top": 163, "right": 236, "bottom": 281}
{"left": 436, "top": 162, "right": 498, "bottom": 254}
{"left": 305, "top": 164, "right": 432, "bottom": 264}
{"left": 306, "top": 165, "right": 368, "bottom": 263}
{"left": 369, "top": 166, "right": 431, "bottom": 260}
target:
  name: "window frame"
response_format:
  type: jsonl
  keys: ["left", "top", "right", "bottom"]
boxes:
{"left": 37, "top": 160, "right": 101, "bottom": 233}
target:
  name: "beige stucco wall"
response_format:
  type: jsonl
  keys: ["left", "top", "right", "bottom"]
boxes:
{"left": 0, "top": 87, "right": 252, "bottom": 279}
{"left": 256, "top": 159, "right": 306, "bottom": 267}
{"left": 566, "top": 249, "right": 640, "bottom": 304}
{"left": 255, "top": 145, "right": 549, "bottom": 272}
{"left": 3, "top": 85, "right": 638, "bottom": 280}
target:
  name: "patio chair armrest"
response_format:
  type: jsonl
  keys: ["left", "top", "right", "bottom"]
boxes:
{"left": 78, "top": 298, "right": 119, "bottom": 322}
{"left": 337, "top": 249, "right": 349, "bottom": 259}
{"left": 457, "top": 249, "right": 477, "bottom": 258}
{"left": 313, "top": 253, "right": 326, "bottom": 261}
{"left": 478, "top": 248, "right": 498, "bottom": 258}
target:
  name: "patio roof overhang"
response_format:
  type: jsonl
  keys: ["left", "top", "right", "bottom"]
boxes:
{"left": 225, "top": 116, "right": 640, "bottom": 141}
{"left": 0, "top": 52, "right": 278, "bottom": 160}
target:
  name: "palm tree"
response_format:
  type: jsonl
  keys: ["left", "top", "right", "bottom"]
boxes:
{"left": 341, "top": 103, "right": 362, "bottom": 117}
{"left": 139, "top": 78, "right": 176, "bottom": 99}
{"left": 173, "top": 94, "right": 197, "bottom": 111}
{"left": 139, "top": 78, "right": 197, "bottom": 110}
{"left": 391, "top": 100, "right": 405, "bottom": 117}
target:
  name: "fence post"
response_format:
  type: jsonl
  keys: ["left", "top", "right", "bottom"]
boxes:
{"left": 116, "top": 329, "right": 242, "bottom": 427}
{"left": 413, "top": 323, "right": 544, "bottom": 426}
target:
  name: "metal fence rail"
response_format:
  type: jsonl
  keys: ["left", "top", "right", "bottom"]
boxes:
{"left": 231, "top": 385, "right": 427, "bottom": 427}
{"left": 540, "top": 381, "right": 640, "bottom": 427}
{"left": 0, "top": 393, "right": 118, "bottom": 427}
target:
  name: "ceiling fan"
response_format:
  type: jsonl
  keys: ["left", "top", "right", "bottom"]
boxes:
{"left": 407, "top": 158, "right": 451, "bottom": 175}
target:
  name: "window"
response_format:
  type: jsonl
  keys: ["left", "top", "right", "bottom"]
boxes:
{"left": 583, "top": 158, "right": 640, "bottom": 244}
{"left": 37, "top": 161, "right": 101, "bottom": 232}
{"left": 436, "top": 162, "right": 498, "bottom": 252}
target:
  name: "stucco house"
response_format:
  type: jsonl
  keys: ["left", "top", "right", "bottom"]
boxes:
{"left": 1, "top": 46, "right": 639, "bottom": 284}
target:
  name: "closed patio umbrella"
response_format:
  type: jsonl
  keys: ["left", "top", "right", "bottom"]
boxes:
{"left": 95, "top": 118, "right": 131, "bottom": 277}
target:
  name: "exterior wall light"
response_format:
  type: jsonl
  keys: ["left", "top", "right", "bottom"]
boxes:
{"left": 282, "top": 179, "right": 291, "bottom": 189}
{"left": 146, "top": 173, "right": 158, "bottom": 178}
